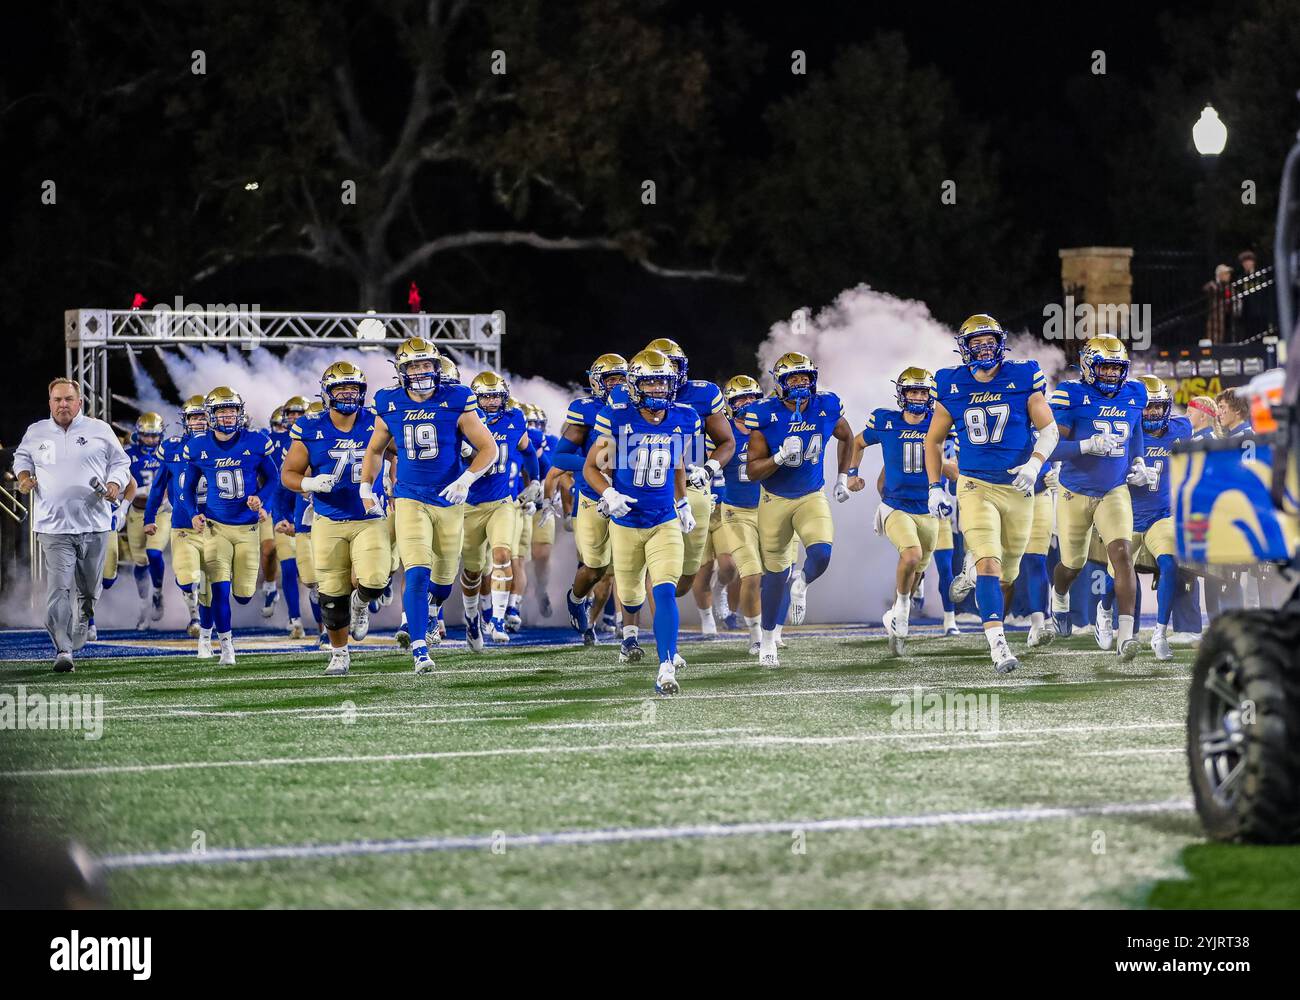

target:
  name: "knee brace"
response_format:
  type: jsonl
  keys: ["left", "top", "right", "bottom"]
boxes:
{"left": 319, "top": 592, "right": 351, "bottom": 632}
{"left": 356, "top": 582, "right": 386, "bottom": 603}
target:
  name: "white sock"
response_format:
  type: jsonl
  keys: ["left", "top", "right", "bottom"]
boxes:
{"left": 1030, "top": 611, "right": 1044, "bottom": 630}
{"left": 508, "top": 594, "right": 521, "bottom": 611}
{"left": 199, "top": 626, "right": 212, "bottom": 642}
{"left": 745, "top": 614, "right": 761, "bottom": 643}
{"left": 700, "top": 606, "right": 716, "bottom": 630}
{"left": 761, "top": 628, "right": 777, "bottom": 655}
{"left": 622, "top": 624, "right": 638, "bottom": 642}
{"left": 218, "top": 630, "right": 233, "bottom": 643}
{"left": 1117, "top": 614, "right": 1134, "bottom": 645}
{"left": 894, "top": 591, "right": 910, "bottom": 622}
{"left": 1153, "top": 622, "right": 1167, "bottom": 639}
{"left": 717, "top": 588, "right": 731, "bottom": 619}
{"left": 263, "top": 581, "right": 276, "bottom": 595}
{"left": 1051, "top": 589, "right": 1070, "bottom": 614}
{"left": 183, "top": 589, "right": 198, "bottom": 617}
{"left": 943, "top": 610, "right": 956, "bottom": 630}
{"left": 984, "top": 625, "right": 1005, "bottom": 653}
{"left": 463, "top": 592, "right": 479, "bottom": 618}
{"left": 491, "top": 589, "right": 510, "bottom": 621}
{"left": 774, "top": 623, "right": 784, "bottom": 643}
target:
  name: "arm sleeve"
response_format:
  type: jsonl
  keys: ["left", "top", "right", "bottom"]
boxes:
{"left": 551, "top": 436, "right": 586, "bottom": 473}
{"left": 256, "top": 455, "right": 280, "bottom": 508}
{"left": 1129, "top": 421, "right": 1145, "bottom": 465}
{"left": 178, "top": 462, "right": 202, "bottom": 513}
{"left": 1048, "top": 436, "right": 1082, "bottom": 461}
{"left": 537, "top": 445, "right": 552, "bottom": 479}
{"left": 144, "top": 463, "right": 171, "bottom": 525}
{"left": 518, "top": 437, "right": 540, "bottom": 481}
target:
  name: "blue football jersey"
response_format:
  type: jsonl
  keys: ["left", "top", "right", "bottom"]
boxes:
{"left": 719, "top": 416, "right": 760, "bottom": 508}
{"left": 861, "top": 408, "right": 934, "bottom": 515}
{"left": 293, "top": 493, "right": 312, "bottom": 533}
{"left": 935, "top": 359, "right": 1047, "bottom": 486}
{"left": 609, "top": 380, "right": 725, "bottom": 468}
{"left": 743, "top": 392, "right": 844, "bottom": 499}
{"left": 181, "top": 429, "right": 279, "bottom": 525}
{"left": 561, "top": 395, "right": 608, "bottom": 502}
{"left": 268, "top": 428, "right": 292, "bottom": 464}
{"left": 593, "top": 399, "right": 699, "bottom": 528}
{"left": 469, "top": 407, "right": 531, "bottom": 504}
{"left": 146, "top": 435, "right": 200, "bottom": 526}
{"left": 127, "top": 443, "right": 162, "bottom": 500}
{"left": 1049, "top": 378, "right": 1148, "bottom": 497}
{"left": 1132, "top": 415, "right": 1192, "bottom": 530}
{"left": 375, "top": 382, "right": 479, "bottom": 506}
{"left": 289, "top": 408, "right": 387, "bottom": 521}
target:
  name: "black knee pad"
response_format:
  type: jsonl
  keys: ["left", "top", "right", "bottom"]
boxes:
{"left": 319, "top": 593, "right": 351, "bottom": 631}
{"left": 356, "top": 583, "right": 386, "bottom": 603}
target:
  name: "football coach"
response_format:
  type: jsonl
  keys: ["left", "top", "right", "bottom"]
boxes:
{"left": 13, "top": 378, "right": 131, "bottom": 671}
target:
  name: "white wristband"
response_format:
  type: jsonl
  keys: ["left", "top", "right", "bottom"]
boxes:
{"left": 705, "top": 458, "right": 721, "bottom": 476}
{"left": 359, "top": 481, "right": 375, "bottom": 500}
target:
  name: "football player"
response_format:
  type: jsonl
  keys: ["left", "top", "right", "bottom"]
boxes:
{"left": 714, "top": 375, "right": 767, "bottom": 653}
{"left": 361, "top": 338, "right": 496, "bottom": 675}
{"left": 524, "top": 403, "right": 557, "bottom": 618}
{"left": 459, "top": 375, "right": 540, "bottom": 647}
{"left": 259, "top": 396, "right": 309, "bottom": 617}
{"left": 639, "top": 339, "right": 735, "bottom": 602}
{"left": 504, "top": 395, "right": 540, "bottom": 633}
{"left": 1046, "top": 336, "right": 1149, "bottom": 660}
{"left": 923, "top": 314, "right": 1058, "bottom": 674}
{"left": 146, "top": 395, "right": 210, "bottom": 637}
{"left": 178, "top": 387, "right": 280, "bottom": 664}
{"left": 744, "top": 351, "right": 855, "bottom": 667}
{"left": 850, "top": 368, "right": 956, "bottom": 655}
{"left": 587, "top": 350, "right": 701, "bottom": 694}
{"left": 281, "top": 364, "right": 391, "bottom": 675}
{"left": 1186, "top": 395, "right": 1218, "bottom": 439}
{"left": 124, "top": 412, "right": 167, "bottom": 628}
{"left": 552, "top": 353, "right": 628, "bottom": 644}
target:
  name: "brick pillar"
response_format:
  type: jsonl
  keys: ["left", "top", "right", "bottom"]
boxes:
{"left": 1058, "top": 247, "right": 1134, "bottom": 335}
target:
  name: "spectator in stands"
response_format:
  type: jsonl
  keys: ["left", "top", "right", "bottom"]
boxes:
{"left": 1203, "top": 264, "right": 1233, "bottom": 344}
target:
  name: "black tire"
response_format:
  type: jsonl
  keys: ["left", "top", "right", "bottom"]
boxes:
{"left": 1187, "top": 610, "right": 1300, "bottom": 843}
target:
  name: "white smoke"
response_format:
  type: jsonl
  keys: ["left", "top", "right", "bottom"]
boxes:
{"left": 749, "top": 284, "right": 1066, "bottom": 624}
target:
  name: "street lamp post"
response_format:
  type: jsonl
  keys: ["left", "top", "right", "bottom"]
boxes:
{"left": 1193, "top": 105, "right": 1228, "bottom": 275}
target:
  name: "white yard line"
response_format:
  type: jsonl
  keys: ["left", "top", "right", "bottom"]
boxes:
{"left": 96, "top": 798, "right": 1194, "bottom": 870}
{"left": 903, "top": 739, "right": 1051, "bottom": 752}
{"left": 1077, "top": 747, "right": 1184, "bottom": 757}
{"left": 1, "top": 721, "right": 1182, "bottom": 779}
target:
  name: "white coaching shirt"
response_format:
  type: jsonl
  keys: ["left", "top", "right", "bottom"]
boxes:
{"left": 13, "top": 412, "right": 132, "bottom": 534}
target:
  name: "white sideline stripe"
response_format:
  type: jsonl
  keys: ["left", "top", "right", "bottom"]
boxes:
{"left": 96, "top": 798, "right": 1195, "bottom": 870}
{"left": 904, "top": 739, "right": 1049, "bottom": 753}
{"left": 1078, "top": 747, "right": 1184, "bottom": 757}
{"left": 0, "top": 721, "right": 1181, "bottom": 779}
{"left": 96, "top": 675, "right": 1189, "bottom": 721}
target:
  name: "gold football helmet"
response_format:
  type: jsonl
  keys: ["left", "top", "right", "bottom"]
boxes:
{"left": 627, "top": 349, "right": 677, "bottom": 411}
{"left": 394, "top": 337, "right": 442, "bottom": 392}
{"left": 306, "top": 400, "right": 326, "bottom": 417}
{"left": 525, "top": 402, "right": 547, "bottom": 430}
{"left": 320, "top": 361, "right": 367, "bottom": 414}
{"left": 470, "top": 371, "right": 510, "bottom": 414}
{"left": 587, "top": 353, "right": 628, "bottom": 399}
{"left": 282, "top": 395, "right": 311, "bottom": 427}
{"left": 894, "top": 367, "right": 937, "bottom": 414}
{"left": 956, "top": 313, "right": 1006, "bottom": 370}
{"left": 1139, "top": 374, "right": 1173, "bottom": 433}
{"left": 723, "top": 375, "right": 763, "bottom": 417}
{"left": 506, "top": 396, "right": 521, "bottom": 412}
{"left": 134, "top": 411, "right": 165, "bottom": 447}
{"left": 270, "top": 406, "right": 287, "bottom": 432}
{"left": 437, "top": 355, "right": 461, "bottom": 386}
{"left": 181, "top": 394, "right": 208, "bottom": 435}
{"left": 205, "top": 386, "right": 245, "bottom": 433}
{"left": 771, "top": 351, "right": 818, "bottom": 402}
{"left": 1079, "top": 336, "right": 1130, "bottom": 397}
{"left": 644, "top": 338, "right": 687, "bottom": 387}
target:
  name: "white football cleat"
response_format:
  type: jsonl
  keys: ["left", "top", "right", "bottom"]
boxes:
{"left": 465, "top": 614, "right": 485, "bottom": 653}
{"left": 774, "top": 632, "right": 788, "bottom": 649}
{"left": 349, "top": 592, "right": 371, "bottom": 641}
{"left": 488, "top": 618, "right": 511, "bottom": 643}
{"left": 1117, "top": 637, "right": 1139, "bottom": 661}
{"left": 151, "top": 589, "right": 165, "bottom": 621}
{"left": 135, "top": 605, "right": 149, "bottom": 631}
{"left": 748, "top": 641, "right": 761, "bottom": 656}
{"left": 413, "top": 650, "right": 435, "bottom": 675}
{"left": 1167, "top": 631, "right": 1201, "bottom": 646}
{"left": 672, "top": 652, "right": 686, "bottom": 669}
{"left": 1150, "top": 633, "right": 1173, "bottom": 661}
{"left": 425, "top": 624, "right": 442, "bottom": 647}
{"left": 324, "top": 648, "right": 350, "bottom": 676}
{"left": 218, "top": 635, "right": 236, "bottom": 666}
{"left": 654, "top": 660, "right": 679, "bottom": 696}
{"left": 260, "top": 588, "right": 278, "bottom": 618}
{"left": 1094, "top": 602, "right": 1114, "bottom": 650}
{"left": 186, "top": 620, "right": 200, "bottom": 638}
{"left": 760, "top": 650, "right": 780, "bottom": 668}
{"left": 949, "top": 553, "right": 976, "bottom": 605}
{"left": 196, "top": 632, "right": 213, "bottom": 660}
{"left": 288, "top": 617, "right": 305, "bottom": 640}
{"left": 991, "top": 635, "right": 1019, "bottom": 674}
{"left": 788, "top": 570, "right": 807, "bottom": 626}
{"left": 881, "top": 608, "right": 906, "bottom": 656}
{"left": 1026, "top": 618, "right": 1055, "bottom": 648}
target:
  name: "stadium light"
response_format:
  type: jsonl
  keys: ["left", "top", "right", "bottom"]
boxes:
{"left": 1192, "top": 105, "right": 1227, "bottom": 156}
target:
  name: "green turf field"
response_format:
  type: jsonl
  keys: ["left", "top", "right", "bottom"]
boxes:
{"left": 2, "top": 627, "right": 1296, "bottom": 908}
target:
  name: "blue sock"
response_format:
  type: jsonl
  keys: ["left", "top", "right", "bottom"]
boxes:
{"left": 604, "top": 593, "right": 616, "bottom": 616}
{"left": 280, "top": 559, "right": 301, "bottom": 618}
{"left": 211, "top": 581, "right": 233, "bottom": 633}
{"left": 310, "top": 595, "right": 322, "bottom": 627}
{"left": 1022, "top": 553, "right": 1049, "bottom": 617}
{"left": 760, "top": 568, "right": 792, "bottom": 631}
{"left": 403, "top": 567, "right": 432, "bottom": 648}
{"left": 1101, "top": 573, "right": 1115, "bottom": 613}
{"left": 651, "top": 582, "right": 679, "bottom": 662}
{"left": 935, "top": 547, "right": 955, "bottom": 612}
{"left": 803, "top": 542, "right": 832, "bottom": 586}
{"left": 147, "top": 550, "right": 165, "bottom": 589}
{"left": 430, "top": 582, "right": 453, "bottom": 613}
{"left": 974, "top": 574, "right": 1004, "bottom": 624}
{"left": 198, "top": 601, "right": 214, "bottom": 629}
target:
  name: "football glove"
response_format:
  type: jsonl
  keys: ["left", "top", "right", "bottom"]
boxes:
{"left": 1043, "top": 464, "right": 1060, "bottom": 490}
{"left": 833, "top": 473, "right": 852, "bottom": 503}
{"left": 1079, "top": 431, "right": 1121, "bottom": 457}
{"left": 1125, "top": 458, "right": 1150, "bottom": 487}
{"left": 927, "top": 483, "right": 954, "bottom": 519}
{"left": 675, "top": 496, "right": 696, "bottom": 533}
{"left": 772, "top": 436, "right": 804, "bottom": 466}
{"left": 598, "top": 487, "right": 636, "bottom": 519}
{"left": 438, "top": 471, "right": 478, "bottom": 505}
{"left": 1007, "top": 456, "right": 1043, "bottom": 495}
{"left": 299, "top": 473, "right": 338, "bottom": 493}
{"left": 518, "top": 479, "right": 543, "bottom": 505}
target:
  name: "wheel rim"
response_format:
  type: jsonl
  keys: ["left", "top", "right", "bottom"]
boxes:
{"left": 1198, "top": 651, "right": 1250, "bottom": 808}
